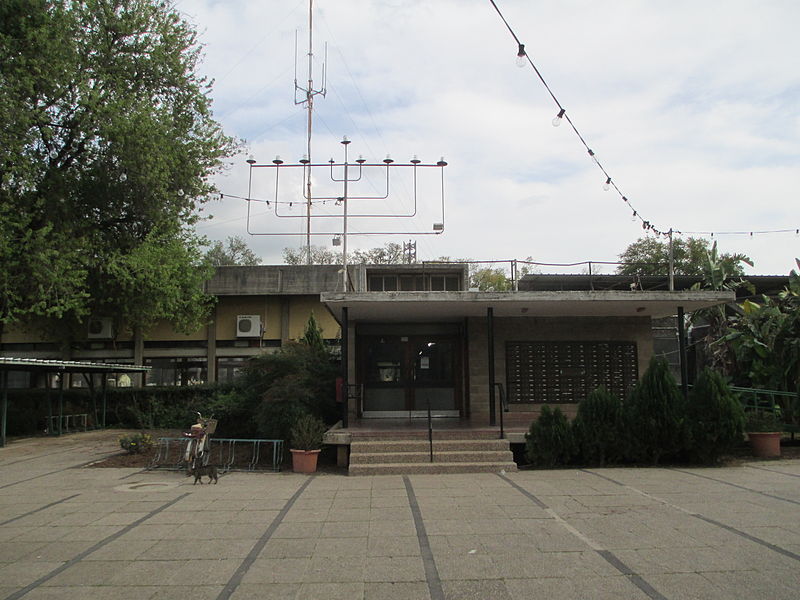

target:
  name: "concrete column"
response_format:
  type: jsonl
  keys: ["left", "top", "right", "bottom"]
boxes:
{"left": 678, "top": 306, "right": 688, "bottom": 400}
{"left": 280, "top": 298, "right": 290, "bottom": 345}
{"left": 488, "top": 307, "right": 496, "bottom": 426}
{"left": 341, "top": 307, "right": 349, "bottom": 428}
{"left": 133, "top": 326, "right": 144, "bottom": 387}
{"left": 207, "top": 306, "right": 217, "bottom": 384}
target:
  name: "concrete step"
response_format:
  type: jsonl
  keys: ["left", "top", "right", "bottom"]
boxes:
{"left": 349, "top": 429, "right": 502, "bottom": 441}
{"left": 349, "top": 461, "right": 518, "bottom": 476}
{"left": 349, "top": 450, "right": 514, "bottom": 465}
{"left": 350, "top": 439, "right": 510, "bottom": 453}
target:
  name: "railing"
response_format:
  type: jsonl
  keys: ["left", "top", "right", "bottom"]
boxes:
{"left": 494, "top": 383, "right": 508, "bottom": 439}
{"left": 45, "top": 414, "right": 88, "bottom": 434}
{"left": 148, "top": 437, "right": 284, "bottom": 472}
{"left": 732, "top": 386, "right": 799, "bottom": 435}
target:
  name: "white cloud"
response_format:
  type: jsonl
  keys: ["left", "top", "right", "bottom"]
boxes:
{"left": 187, "top": 0, "right": 800, "bottom": 275}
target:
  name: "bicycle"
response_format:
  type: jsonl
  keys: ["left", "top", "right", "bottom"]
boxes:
{"left": 183, "top": 411, "right": 217, "bottom": 470}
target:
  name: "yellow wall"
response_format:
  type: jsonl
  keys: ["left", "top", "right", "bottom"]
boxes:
{"left": 288, "top": 296, "right": 340, "bottom": 340}
{"left": 214, "top": 296, "right": 280, "bottom": 340}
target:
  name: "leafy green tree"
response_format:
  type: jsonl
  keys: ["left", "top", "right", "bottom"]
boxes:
{"left": 205, "top": 236, "right": 262, "bottom": 267}
{"left": 0, "top": 0, "right": 236, "bottom": 337}
{"left": 720, "top": 264, "right": 800, "bottom": 399}
{"left": 524, "top": 405, "right": 575, "bottom": 467}
{"left": 282, "top": 245, "right": 341, "bottom": 265}
{"left": 617, "top": 237, "right": 751, "bottom": 276}
{"left": 471, "top": 267, "right": 512, "bottom": 291}
{"left": 687, "top": 368, "right": 745, "bottom": 464}
{"left": 625, "top": 357, "right": 690, "bottom": 465}
{"left": 573, "top": 387, "right": 624, "bottom": 466}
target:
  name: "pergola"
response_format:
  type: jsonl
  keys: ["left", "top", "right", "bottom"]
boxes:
{"left": 0, "top": 357, "right": 150, "bottom": 447}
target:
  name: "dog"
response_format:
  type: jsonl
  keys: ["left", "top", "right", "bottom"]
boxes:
{"left": 188, "top": 464, "right": 218, "bottom": 485}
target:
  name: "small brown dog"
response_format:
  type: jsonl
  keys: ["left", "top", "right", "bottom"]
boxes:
{"left": 189, "top": 464, "right": 218, "bottom": 485}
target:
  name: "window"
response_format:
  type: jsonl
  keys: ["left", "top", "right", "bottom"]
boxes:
{"left": 217, "top": 357, "right": 250, "bottom": 383}
{"left": 367, "top": 272, "right": 462, "bottom": 291}
{"left": 506, "top": 341, "right": 638, "bottom": 403}
{"left": 145, "top": 358, "right": 207, "bottom": 386}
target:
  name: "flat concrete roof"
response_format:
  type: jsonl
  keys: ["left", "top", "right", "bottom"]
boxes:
{"left": 321, "top": 290, "right": 735, "bottom": 322}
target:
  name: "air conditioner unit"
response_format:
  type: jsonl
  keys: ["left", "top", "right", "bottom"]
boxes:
{"left": 87, "top": 317, "right": 113, "bottom": 339}
{"left": 236, "top": 315, "right": 262, "bottom": 338}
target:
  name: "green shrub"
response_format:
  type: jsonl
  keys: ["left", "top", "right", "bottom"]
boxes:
{"left": 249, "top": 342, "right": 339, "bottom": 441}
{"left": 119, "top": 433, "right": 153, "bottom": 454}
{"left": 289, "top": 413, "right": 327, "bottom": 450}
{"left": 625, "top": 357, "right": 690, "bottom": 465}
{"left": 743, "top": 409, "right": 782, "bottom": 432}
{"left": 687, "top": 368, "right": 745, "bottom": 463}
{"left": 573, "top": 387, "right": 624, "bottom": 466}
{"left": 524, "top": 405, "right": 575, "bottom": 468}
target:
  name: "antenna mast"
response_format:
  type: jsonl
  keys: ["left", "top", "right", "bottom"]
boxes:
{"left": 294, "top": 0, "right": 327, "bottom": 265}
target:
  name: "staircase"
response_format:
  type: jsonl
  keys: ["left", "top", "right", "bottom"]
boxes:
{"left": 347, "top": 431, "right": 518, "bottom": 475}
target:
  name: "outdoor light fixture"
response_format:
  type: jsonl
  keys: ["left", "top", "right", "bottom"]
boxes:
{"left": 272, "top": 155, "right": 283, "bottom": 165}
{"left": 246, "top": 155, "right": 256, "bottom": 165}
{"left": 341, "top": 136, "right": 350, "bottom": 145}
{"left": 383, "top": 154, "right": 394, "bottom": 164}
{"left": 552, "top": 109, "right": 565, "bottom": 127}
{"left": 410, "top": 155, "right": 421, "bottom": 164}
{"left": 437, "top": 157, "right": 448, "bottom": 167}
{"left": 332, "top": 235, "right": 341, "bottom": 246}
{"left": 299, "top": 155, "right": 310, "bottom": 164}
{"left": 356, "top": 155, "right": 366, "bottom": 164}
{"left": 603, "top": 177, "right": 611, "bottom": 191}
{"left": 516, "top": 43, "right": 526, "bottom": 67}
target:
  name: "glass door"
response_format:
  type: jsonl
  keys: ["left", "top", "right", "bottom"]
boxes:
{"left": 360, "top": 335, "right": 460, "bottom": 418}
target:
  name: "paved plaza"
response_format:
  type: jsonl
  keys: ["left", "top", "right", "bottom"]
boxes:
{"left": 1, "top": 431, "right": 799, "bottom": 599}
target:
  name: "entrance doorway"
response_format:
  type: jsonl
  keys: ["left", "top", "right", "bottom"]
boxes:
{"left": 358, "top": 334, "right": 461, "bottom": 418}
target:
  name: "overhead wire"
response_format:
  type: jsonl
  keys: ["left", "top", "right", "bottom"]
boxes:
{"left": 488, "top": 1, "right": 797, "bottom": 241}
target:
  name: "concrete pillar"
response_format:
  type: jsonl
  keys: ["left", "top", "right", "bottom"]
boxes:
{"left": 133, "top": 326, "right": 144, "bottom": 387}
{"left": 207, "top": 307, "right": 217, "bottom": 384}
{"left": 488, "top": 307, "right": 496, "bottom": 426}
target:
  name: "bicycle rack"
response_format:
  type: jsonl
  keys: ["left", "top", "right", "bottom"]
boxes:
{"left": 148, "top": 437, "right": 284, "bottom": 472}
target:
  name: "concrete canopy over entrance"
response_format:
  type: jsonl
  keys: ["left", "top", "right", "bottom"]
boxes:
{"left": 321, "top": 290, "right": 735, "bottom": 322}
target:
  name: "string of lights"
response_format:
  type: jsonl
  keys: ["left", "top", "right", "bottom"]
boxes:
{"left": 488, "top": 0, "right": 672, "bottom": 237}
{"left": 488, "top": 1, "right": 798, "bottom": 241}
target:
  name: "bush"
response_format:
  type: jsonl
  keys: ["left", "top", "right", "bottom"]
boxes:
{"left": 573, "top": 387, "right": 624, "bottom": 466}
{"left": 524, "top": 405, "right": 575, "bottom": 467}
{"left": 249, "top": 342, "right": 339, "bottom": 442}
{"left": 687, "top": 368, "right": 745, "bottom": 463}
{"left": 119, "top": 433, "right": 153, "bottom": 454}
{"left": 289, "top": 413, "right": 327, "bottom": 450}
{"left": 625, "top": 357, "right": 690, "bottom": 465}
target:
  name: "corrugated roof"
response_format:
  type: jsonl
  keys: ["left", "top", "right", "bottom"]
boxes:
{"left": 0, "top": 357, "right": 149, "bottom": 373}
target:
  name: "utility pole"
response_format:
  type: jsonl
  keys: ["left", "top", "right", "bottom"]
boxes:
{"left": 668, "top": 228, "right": 675, "bottom": 291}
{"left": 294, "top": 0, "right": 326, "bottom": 265}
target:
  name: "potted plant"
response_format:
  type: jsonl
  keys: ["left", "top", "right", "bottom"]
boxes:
{"left": 289, "top": 414, "right": 327, "bottom": 473}
{"left": 744, "top": 410, "right": 783, "bottom": 458}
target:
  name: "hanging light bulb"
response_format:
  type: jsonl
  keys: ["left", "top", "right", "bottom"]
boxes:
{"left": 603, "top": 177, "right": 611, "bottom": 191}
{"left": 516, "top": 43, "right": 526, "bottom": 68}
{"left": 552, "top": 109, "right": 565, "bottom": 127}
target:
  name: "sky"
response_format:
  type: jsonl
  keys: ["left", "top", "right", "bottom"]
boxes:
{"left": 178, "top": 0, "right": 799, "bottom": 276}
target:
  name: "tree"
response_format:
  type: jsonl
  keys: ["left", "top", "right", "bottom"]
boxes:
{"left": 616, "top": 236, "right": 752, "bottom": 276}
{"left": 282, "top": 245, "right": 341, "bottom": 265}
{"left": 471, "top": 267, "right": 512, "bottom": 291}
{"left": 0, "top": 0, "right": 236, "bottom": 336}
{"left": 206, "top": 236, "right": 262, "bottom": 267}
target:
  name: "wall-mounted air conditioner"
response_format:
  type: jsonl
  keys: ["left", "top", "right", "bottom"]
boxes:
{"left": 87, "top": 317, "right": 113, "bottom": 339}
{"left": 236, "top": 315, "right": 262, "bottom": 338}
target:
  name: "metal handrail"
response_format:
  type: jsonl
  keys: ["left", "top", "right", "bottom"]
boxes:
{"left": 494, "top": 383, "right": 508, "bottom": 439}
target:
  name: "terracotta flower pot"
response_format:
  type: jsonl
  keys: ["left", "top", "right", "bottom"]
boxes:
{"left": 290, "top": 449, "right": 321, "bottom": 473}
{"left": 747, "top": 432, "right": 782, "bottom": 458}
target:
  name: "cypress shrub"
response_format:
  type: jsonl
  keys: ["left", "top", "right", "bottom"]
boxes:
{"left": 524, "top": 405, "right": 575, "bottom": 467}
{"left": 573, "top": 386, "right": 624, "bottom": 466}
{"left": 625, "top": 357, "right": 690, "bottom": 465}
{"left": 687, "top": 368, "right": 745, "bottom": 463}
